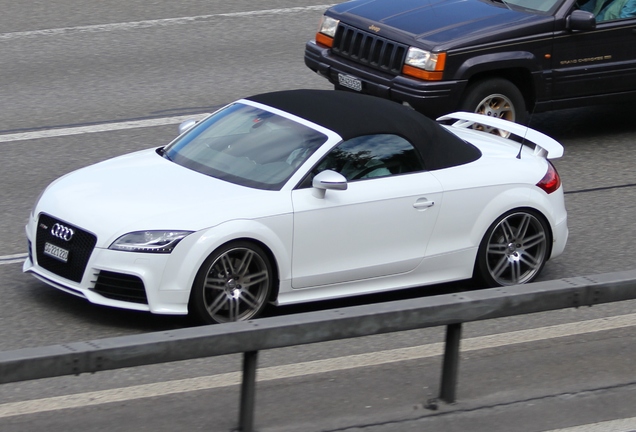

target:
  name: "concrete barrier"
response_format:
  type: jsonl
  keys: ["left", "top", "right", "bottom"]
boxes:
{"left": 2, "top": 270, "right": 636, "bottom": 431}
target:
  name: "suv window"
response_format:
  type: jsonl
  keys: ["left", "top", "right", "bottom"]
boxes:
{"left": 579, "top": 0, "right": 636, "bottom": 21}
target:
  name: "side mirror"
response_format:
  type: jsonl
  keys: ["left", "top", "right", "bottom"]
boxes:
{"left": 312, "top": 170, "right": 347, "bottom": 198}
{"left": 178, "top": 119, "right": 198, "bottom": 135}
{"left": 566, "top": 10, "right": 596, "bottom": 31}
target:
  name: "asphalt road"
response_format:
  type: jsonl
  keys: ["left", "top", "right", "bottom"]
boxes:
{"left": 1, "top": 2, "right": 636, "bottom": 431}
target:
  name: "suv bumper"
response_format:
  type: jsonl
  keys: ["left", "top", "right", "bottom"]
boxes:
{"left": 305, "top": 40, "right": 467, "bottom": 118}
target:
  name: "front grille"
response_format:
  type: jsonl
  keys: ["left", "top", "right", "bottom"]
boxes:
{"left": 35, "top": 214, "right": 97, "bottom": 283}
{"left": 332, "top": 23, "right": 408, "bottom": 75}
{"left": 92, "top": 271, "right": 148, "bottom": 304}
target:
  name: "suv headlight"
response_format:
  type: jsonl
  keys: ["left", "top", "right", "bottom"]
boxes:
{"left": 109, "top": 230, "right": 193, "bottom": 253}
{"left": 403, "top": 47, "right": 446, "bottom": 81}
{"left": 315, "top": 15, "right": 339, "bottom": 48}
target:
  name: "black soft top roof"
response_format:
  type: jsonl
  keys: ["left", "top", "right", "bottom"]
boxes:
{"left": 246, "top": 89, "right": 480, "bottom": 170}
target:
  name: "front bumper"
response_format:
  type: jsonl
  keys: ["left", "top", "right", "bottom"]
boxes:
{"left": 304, "top": 40, "right": 467, "bottom": 118}
{"left": 24, "top": 216, "right": 191, "bottom": 315}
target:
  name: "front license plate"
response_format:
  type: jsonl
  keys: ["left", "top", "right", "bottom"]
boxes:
{"left": 338, "top": 73, "right": 362, "bottom": 92}
{"left": 44, "top": 242, "right": 69, "bottom": 263}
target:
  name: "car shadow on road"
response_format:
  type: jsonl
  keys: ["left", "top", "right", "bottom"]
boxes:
{"left": 24, "top": 281, "right": 192, "bottom": 333}
{"left": 528, "top": 102, "right": 636, "bottom": 141}
{"left": 24, "top": 276, "right": 476, "bottom": 332}
{"left": 265, "top": 280, "right": 476, "bottom": 318}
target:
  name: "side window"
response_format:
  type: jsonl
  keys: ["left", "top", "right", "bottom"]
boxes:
{"left": 309, "top": 134, "right": 425, "bottom": 183}
{"left": 579, "top": 0, "right": 636, "bottom": 21}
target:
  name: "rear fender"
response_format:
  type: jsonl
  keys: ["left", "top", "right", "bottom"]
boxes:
{"left": 426, "top": 185, "right": 559, "bottom": 259}
{"left": 468, "top": 187, "right": 559, "bottom": 252}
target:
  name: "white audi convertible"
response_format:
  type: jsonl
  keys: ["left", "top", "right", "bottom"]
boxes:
{"left": 24, "top": 89, "right": 567, "bottom": 324}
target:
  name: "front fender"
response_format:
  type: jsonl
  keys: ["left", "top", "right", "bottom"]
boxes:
{"left": 453, "top": 51, "right": 540, "bottom": 80}
{"left": 157, "top": 215, "right": 293, "bottom": 296}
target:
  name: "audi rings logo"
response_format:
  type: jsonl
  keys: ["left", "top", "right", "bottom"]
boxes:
{"left": 51, "top": 223, "right": 75, "bottom": 241}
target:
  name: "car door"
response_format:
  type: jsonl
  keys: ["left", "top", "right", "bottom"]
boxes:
{"left": 290, "top": 134, "right": 443, "bottom": 289}
{"left": 551, "top": 8, "right": 636, "bottom": 101}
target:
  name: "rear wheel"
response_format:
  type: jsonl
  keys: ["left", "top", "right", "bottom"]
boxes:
{"left": 460, "top": 78, "right": 528, "bottom": 136}
{"left": 189, "top": 241, "right": 273, "bottom": 324}
{"left": 474, "top": 210, "right": 550, "bottom": 287}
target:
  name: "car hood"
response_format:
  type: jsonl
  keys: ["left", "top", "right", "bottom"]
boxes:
{"left": 330, "top": 0, "right": 547, "bottom": 48}
{"left": 34, "top": 149, "right": 288, "bottom": 247}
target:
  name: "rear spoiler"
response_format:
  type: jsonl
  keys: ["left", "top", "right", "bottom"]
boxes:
{"left": 437, "top": 112, "right": 564, "bottom": 159}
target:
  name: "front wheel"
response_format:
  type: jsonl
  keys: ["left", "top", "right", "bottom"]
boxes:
{"left": 460, "top": 78, "right": 528, "bottom": 137}
{"left": 189, "top": 241, "right": 274, "bottom": 324}
{"left": 474, "top": 210, "right": 551, "bottom": 287}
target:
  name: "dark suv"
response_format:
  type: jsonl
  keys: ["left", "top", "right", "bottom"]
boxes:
{"left": 304, "top": 0, "right": 636, "bottom": 127}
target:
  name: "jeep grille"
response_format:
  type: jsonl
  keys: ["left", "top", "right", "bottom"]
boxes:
{"left": 332, "top": 23, "right": 408, "bottom": 75}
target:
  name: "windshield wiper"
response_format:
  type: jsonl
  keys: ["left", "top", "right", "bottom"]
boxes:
{"left": 157, "top": 147, "right": 172, "bottom": 161}
{"left": 490, "top": 0, "right": 512, "bottom": 9}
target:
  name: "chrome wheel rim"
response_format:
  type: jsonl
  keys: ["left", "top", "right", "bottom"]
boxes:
{"left": 202, "top": 247, "right": 270, "bottom": 323}
{"left": 473, "top": 93, "right": 516, "bottom": 137}
{"left": 486, "top": 212, "right": 548, "bottom": 286}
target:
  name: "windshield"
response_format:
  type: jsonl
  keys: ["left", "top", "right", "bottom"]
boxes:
{"left": 501, "top": 0, "right": 563, "bottom": 13}
{"left": 164, "top": 103, "right": 328, "bottom": 190}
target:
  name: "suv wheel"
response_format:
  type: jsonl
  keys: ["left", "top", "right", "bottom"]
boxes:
{"left": 460, "top": 78, "right": 528, "bottom": 136}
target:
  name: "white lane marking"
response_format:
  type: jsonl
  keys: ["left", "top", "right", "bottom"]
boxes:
{"left": 0, "top": 114, "right": 210, "bottom": 144}
{"left": 0, "top": 5, "right": 335, "bottom": 40}
{"left": 0, "top": 253, "right": 28, "bottom": 265}
{"left": 0, "top": 4, "right": 336, "bottom": 143}
{"left": 0, "top": 313, "right": 634, "bottom": 418}
{"left": 543, "top": 417, "right": 636, "bottom": 431}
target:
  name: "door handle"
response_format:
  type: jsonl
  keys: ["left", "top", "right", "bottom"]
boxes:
{"left": 413, "top": 198, "right": 435, "bottom": 209}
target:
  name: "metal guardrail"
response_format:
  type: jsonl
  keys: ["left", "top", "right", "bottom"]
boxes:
{"left": 2, "top": 270, "right": 636, "bottom": 431}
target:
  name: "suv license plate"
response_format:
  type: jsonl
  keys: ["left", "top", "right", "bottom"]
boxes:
{"left": 338, "top": 74, "right": 362, "bottom": 92}
{"left": 44, "top": 242, "right": 69, "bottom": 263}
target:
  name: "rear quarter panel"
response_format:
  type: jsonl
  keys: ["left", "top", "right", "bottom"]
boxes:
{"left": 426, "top": 153, "right": 561, "bottom": 258}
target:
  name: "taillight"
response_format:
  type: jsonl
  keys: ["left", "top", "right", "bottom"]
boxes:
{"left": 536, "top": 162, "right": 561, "bottom": 194}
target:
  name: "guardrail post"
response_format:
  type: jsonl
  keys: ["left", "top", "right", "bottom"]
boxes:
{"left": 238, "top": 350, "right": 259, "bottom": 432}
{"left": 439, "top": 323, "right": 462, "bottom": 403}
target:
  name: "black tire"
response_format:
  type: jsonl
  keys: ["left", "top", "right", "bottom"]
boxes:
{"left": 460, "top": 78, "right": 528, "bottom": 136}
{"left": 474, "top": 209, "right": 551, "bottom": 287}
{"left": 189, "top": 241, "right": 273, "bottom": 324}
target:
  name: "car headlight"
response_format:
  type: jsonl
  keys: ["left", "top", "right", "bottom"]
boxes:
{"left": 402, "top": 47, "right": 446, "bottom": 81}
{"left": 315, "top": 15, "right": 339, "bottom": 48}
{"left": 109, "top": 231, "right": 193, "bottom": 253}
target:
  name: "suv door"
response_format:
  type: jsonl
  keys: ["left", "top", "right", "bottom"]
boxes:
{"left": 551, "top": 7, "right": 636, "bottom": 103}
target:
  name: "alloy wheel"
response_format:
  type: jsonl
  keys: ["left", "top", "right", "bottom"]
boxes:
{"left": 473, "top": 93, "right": 516, "bottom": 137}
{"left": 484, "top": 212, "right": 548, "bottom": 285}
{"left": 201, "top": 245, "right": 271, "bottom": 323}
